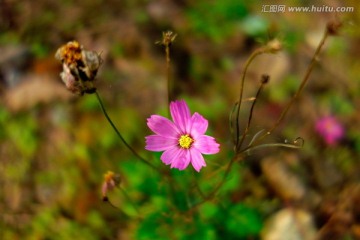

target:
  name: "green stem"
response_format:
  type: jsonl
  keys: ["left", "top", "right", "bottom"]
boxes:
{"left": 95, "top": 91, "right": 158, "bottom": 171}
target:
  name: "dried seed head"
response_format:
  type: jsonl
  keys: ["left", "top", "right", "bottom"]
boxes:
{"left": 156, "top": 30, "right": 177, "bottom": 46}
{"left": 55, "top": 41, "right": 82, "bottom": 65}
{"left": 82, "top": 50, "right": 102, "bottom": 72}
{"left": 55, "top": 41, "right": 102, "bottom": 95}
{"left": 60, "top": 63, "right": 82, "bottom": 94}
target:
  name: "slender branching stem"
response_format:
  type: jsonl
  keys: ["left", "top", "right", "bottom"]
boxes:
{"left": 270, "top": 30, "right": 329, "bottom": 134}
{"left": 193, "top": 76, "right": 269, "bottom": 210}
{"left": 236, "top": 75, "right": 269, "bottom": 152}
{"left": 252, "top": 28, "right": 330, "bottom": 145}
{"left": 191, "top": 47, "right": 271, "bottom": 209}
{"left": 95, "top": 91, "right": 158, "bottom": 171}
{"left": 205, "top": 49, "right": 268, "bottom": 207}
{"left": 194, "top": 26, "right": 331, "bottom": 209}
{"left": 235, "top": 48, "right": 267, "bottom": 149}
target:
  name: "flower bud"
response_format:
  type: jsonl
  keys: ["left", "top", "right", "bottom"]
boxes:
{"left": 266, "top": 39, "right": 282, "bottom": 53}
{"left": 101, "top": 171, "right": 121, "bottom": 201}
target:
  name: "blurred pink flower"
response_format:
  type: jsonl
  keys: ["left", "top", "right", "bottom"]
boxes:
{"left": 315, "top": 116, "right": 344, "bottom": 145}
{"left": 145, "top": 100, "right": 220, "bottom": 172}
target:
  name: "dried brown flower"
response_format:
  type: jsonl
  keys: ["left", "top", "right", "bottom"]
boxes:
{"left": 156, "top": 31, "right": 177, "bottom": 46}
{"left": 55, "top": 41, "right": 102, "bottom": 95}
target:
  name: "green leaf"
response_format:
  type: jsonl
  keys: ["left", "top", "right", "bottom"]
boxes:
{"left": 137, "top": 213, "right": 169, "bottom": 240}
{"left": 200, "top": 202, "right": 218, "bottom": 219}
{"left": 224, "top": 204, "right": 263, "bottom": 238}
{"left": 220, "top": 163, "right": 242, "bottom": 194}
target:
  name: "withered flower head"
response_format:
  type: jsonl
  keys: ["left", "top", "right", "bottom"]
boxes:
{"left": 55, "top": 41, "right": 82, "bottom": 66}
{"left": 156, "top": 31, "right": 177, "bottom": 46}
{"left": 55, "top": 41, "right": 102, "bottom": 95}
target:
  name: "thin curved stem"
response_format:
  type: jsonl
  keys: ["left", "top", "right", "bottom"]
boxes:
{"left": 165, "top": 44, "right": 172, "bottom": 106}
{"left": 157, "top": 31, "right": 176, "bottom": 117}
{"left": 235, "top": 48, "right": 267, "bottom": 149}
{"left": 243, "top": 138, "right": 304, "bottom": 154}
{"left": 95, "top": 91, "right": 158, "bottom": 171}
{"left": 207, "top": 49, "right": 268, "bottom": 207}
{"left": 236, "top": 75, "right": 268, "bottom": 152}
{"left": 192, "top": 47, "right": 269, "bottom": 210}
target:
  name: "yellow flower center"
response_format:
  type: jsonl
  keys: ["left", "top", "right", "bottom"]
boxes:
{"left": 178, "top": 134, "right": 194, "bottom": 149}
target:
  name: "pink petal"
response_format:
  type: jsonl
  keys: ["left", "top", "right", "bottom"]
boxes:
{"left": 166, "top": 148, "right": 190, "bottom": 170}
{"left": 145, "top": 135, "right": 178, "bottom": 151}
{"left": 325, "top": 136, "right": 336, "bottom": 145}
{"left": 189, "top": 112, "right": 208, "bottom": 139}
{"left": 170, "top": 100, "right": 191, "bottom": 133}
{"left": 194, "top": 135, "right": 220, "bottom": 154}
{"left": 330, "top": 125, "right": 344, "bottom": 137}
{"left": 161, "top": 146, "right": 183, "bottom": 165}
{"left": 147, "top": 115, "right": 180, "bottom": 137}
{"left": 190, "top": 148, "right": 206, "bottom": 172}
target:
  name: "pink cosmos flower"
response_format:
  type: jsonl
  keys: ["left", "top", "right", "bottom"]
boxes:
{"left": 145, "top": 100, "right": 220, "bottom": 172}
{"left": 315, "top": 116, "right": 344, "bottom": 146}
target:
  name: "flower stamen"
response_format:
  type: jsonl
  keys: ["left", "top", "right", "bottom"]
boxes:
{"left": 178, "top": 134, "right": 194, "bottom": 149}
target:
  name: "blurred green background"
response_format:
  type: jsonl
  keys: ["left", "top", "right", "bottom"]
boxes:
{"left": 1, "top": 0, "right": 360, "bottom": 239}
